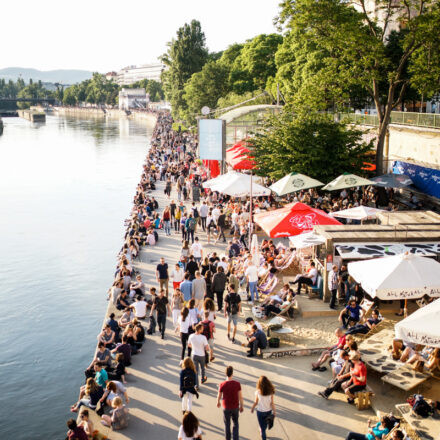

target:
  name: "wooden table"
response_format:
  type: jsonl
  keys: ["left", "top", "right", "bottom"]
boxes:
{"left": 396, "top": 403, "right": 440, "bottom": 440}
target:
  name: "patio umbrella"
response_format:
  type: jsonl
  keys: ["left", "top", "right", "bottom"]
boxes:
{"left": 202, "top": 170, "right": 241, "bottom": 189}
{"left": 250, "top": 234, "right": 261, "bottom": 266}
{"left": 230, "top": 147, "right": 256, "bottom": 170}
{"left": 269, "top": 172, "right": 324, "bottom": 196}
{"left": 322, "top": 173, "right": 376, "bottom": 191}
{"left": 208, "top": 171, "right": 270, "bottom": 197}
{"left": 330, "top": 206, "right": 384, "bottom": 221}
{"left": 254, "top": 202, "right": 341, "bottom": 238}
{"left": 371, "top": 173, "right": 413, "bottom": 189}
{"left": 226, "top": 142, "right": 245, "bottom": 163}
{"left": 348, "top": 253, "right": 440, "bottom": 300}
{"left": 395, "top": 298, "right": 440, "bottom": 347}
{"left": 288, "top": 231, "right": 326, "bottom": 249}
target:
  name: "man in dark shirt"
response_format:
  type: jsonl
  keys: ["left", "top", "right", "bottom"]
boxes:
{"left": 150, "top": 289, "right": 171, "bottom": 339}
{"left": 247, "top": 325, "right": 267, "bottom": 357}
{"left": 339, "top": 299, "right": 363, "bottom": 329}
{"left": 216, "top": 210, "right": 227, "bottom": 243}
{"left": 156, "top": 257, "right": 169, "bottom": 296}
{"left": 345, "top": 309, "right": 381, "bottom": 335}
{"left": 112, "top": 335, "right": 132, "bottom": 366}
{"left": 186, "top": 255, "right": 199, "bottom": 281}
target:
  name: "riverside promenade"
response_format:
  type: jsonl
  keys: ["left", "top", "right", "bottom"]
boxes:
{"left": 98, "top": 176, "right": 371, "bottom": 440}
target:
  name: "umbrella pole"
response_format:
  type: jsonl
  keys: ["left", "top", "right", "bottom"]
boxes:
{"left": 404, "top": 299, "right": 408, "bottom": 317}
{"left": 250, "top": 170, "right": 253, "bottom": 238}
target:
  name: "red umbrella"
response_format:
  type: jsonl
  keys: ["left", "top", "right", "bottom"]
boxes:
{"left": 254, "top": 202, "right": 341, "bottom": 238}
{"left": 230, "top": 146, "right": 256, "bottom": 170}
{"left": 226, "top": 142, "right": 245, "bottom": 163}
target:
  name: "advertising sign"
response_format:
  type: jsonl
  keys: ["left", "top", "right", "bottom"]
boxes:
{"left": 198, "top": 119, "right": 225, "bottom": 161}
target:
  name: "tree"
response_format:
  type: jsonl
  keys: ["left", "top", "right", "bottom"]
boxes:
{"left": 145, "top": 80, "right": 164, "bottom": 102}
{"left": 248, "top": 111, "right": 372, "bottom": 181}
{"left": 183, "top": 61, "right": 230, "bottom": 124}
{"left": 161, "top": 19, "right": 209, "bottom": 119}
{"left": 276, "top": 0, "right": 440, "bottom": 174}
{"left": 230, "top": 34, "right": 283, "bottom": 95}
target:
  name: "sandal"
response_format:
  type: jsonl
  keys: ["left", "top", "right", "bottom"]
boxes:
{"left": 319, "top": 367, "right": 327, "bottom": 372}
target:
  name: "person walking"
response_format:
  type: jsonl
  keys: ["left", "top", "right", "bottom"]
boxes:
{"left": 156, "top": 257, "right": 169, "bottom": 297}
{"left": 178, "top": 411, "right": 203, "bottom": 440}
{"left": 188, "top": 323, "right": 209, "bottom": 387}
{"left": 199, "top": 200, "right": 209, "bottom": 231}
{"left": 245, "top": 260, "right": 259, "bottom": 303}
{"left": 149, "top": 289, "right": 171, "bottom": 339}
{"left": 162, "top": 206, "right": 171, "bottom": 236}
{"left": 217, "top": 366, "right": 244, "bottom": 440}
{"left": 192, "top": 271, "right": 206, "bottom": 310}
{"left": 212, "top": 266, "right": 227, "bottom": 311}
{"left": 190, "top": 237, "right": 203, "bottom": 265}
{"left": 177, "top": 307, "right": 192, "bottom": 360}
{"left": 224, "top": 284, "right": 241, "bottom": 343}
{"left": 171, "top": 263, "right": 185, "bottom": 291}
{"left": 171, "top": 288, "right": 184, "bottom": 330}
{"left": 251, "top": 376, "right": 276, "bottom": 440}
{"left": 179, "top": 357, "right": 199, "bottom": 413}
{"left": 215, "top": 209, "right": 227, "bottom": 244}
{"left": 185, "top": 214, "right": 196, "bottom": 244}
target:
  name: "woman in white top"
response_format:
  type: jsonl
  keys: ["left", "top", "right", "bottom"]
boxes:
{"left": 172, "top": 263, "right": 185, "bottom": 290}
{"left": 203, "top": 297, "right": 216, "bottom": 322}
{"left": 171, "top": 289, "right": 184, "bottom": 330}
{"left": 187, "top": 299, "right": 200, "bottom": 330}
{"left": 177, "top": 307, "right": 191, "bottom": 361}
{"left": 178, "top": 411, "right": 202, "bottom": 440}
{"left": 251, "top": 376, "right": 276, "bottom": 440}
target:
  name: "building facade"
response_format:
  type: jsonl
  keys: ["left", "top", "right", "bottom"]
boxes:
{"left": 118, "top": 88, "right": 148, "bottom": 110}
{"left": 117, "top": 64, "right": 165, "bottom": 85}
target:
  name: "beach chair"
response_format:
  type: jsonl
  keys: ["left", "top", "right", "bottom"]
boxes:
{"left": 276, "top": 251, "right": 296, "bottom": 271}
{"left": 259, "top": 276, "right": 279, "bottom": 297}
{"left": 273, "top": 297, "right": 297, "bottom": 319}
{"left": 306, "top": 275, "right": 323, "bottom": 298}
{"left": 359, "top": 298, "right": 375, "bottom": 323}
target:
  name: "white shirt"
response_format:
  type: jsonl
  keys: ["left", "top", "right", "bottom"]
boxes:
{"left": 191, "top": 242, "right": 203, "bottom": 258}
{"left": 212, "top": 207, "right": 221, "bottom": 221}
{"left": 218, "top": 261, "right": 228, "bottom": 271}
{"left": 199, "top": 204, "right": 209, "bottom": 217}
{"left": 255, "top": 391, "right": 272, "bottom": 412}
{"left": 178, "top": 316, "right": 190, "bottom": 333}
{"left": 245, "top": 265, "right": 259, "bottom": 283}
{"left": 172, "top": 268, "right": 184, "bottom": 283}
{"left": 188, "top": 333, "right": 208, "bottom": 356}
{"left": 132, "top": 300, "right": 147, "bottom": 318}
{"left": 308, "top": 267, "right": 318, "bottom": 284}
{"left": 188, "top": 308, "right": 200, "bottom": 326}
{"left": 178, "top": 425, "right": 202, "bottom": 440}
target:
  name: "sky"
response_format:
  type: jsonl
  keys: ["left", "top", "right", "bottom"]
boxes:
{"left": 1, "top": 0, "right": 280, "bottom": 73}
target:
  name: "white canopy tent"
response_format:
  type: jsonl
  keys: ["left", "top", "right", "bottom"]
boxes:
{"left": 348, "top": 253, "right": 440, "bottom": 300}
{"left": 207, "top": 172, "right": 271, "bottom": 197}
{"left": 395, "top": 298, "right": 440, "bottom": 347}
{"left": 288, "top": 231, "right": 326, "bottom": 249}
{"left": 331, "top": 206, "right": 384, "bottom": 221}
{"left": 269, "top": 172, "right": 324, "bottom": 196}
{"left": 322, "top": 173, "right": 376, "bottom": 191}
{"left": 202, "top": 171, "right": 263, "bottom": 189}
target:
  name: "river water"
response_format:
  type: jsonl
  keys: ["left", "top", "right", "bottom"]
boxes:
{"left": 0, "top": 115, "right": 153, "bottom": 439}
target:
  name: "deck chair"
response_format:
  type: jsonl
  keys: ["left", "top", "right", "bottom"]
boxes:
{"left": 258, "top": 276, "right": 278, "bottom": 297}
{"left": 274, "top": 297, "right": 297, "bottom": 319}
{"left": 359, "top": 298, "right": 375, "bottom": 323}
{"left": 276, "top": 251, "right": 297, "bottom": 271}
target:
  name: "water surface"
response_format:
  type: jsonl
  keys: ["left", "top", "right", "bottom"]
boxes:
{"left": 0, "top": 115, "right": 153, "bottom": 439}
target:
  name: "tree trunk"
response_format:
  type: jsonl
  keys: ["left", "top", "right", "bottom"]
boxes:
{"left": 375, "top": 123, "right": 387, "bottom": 176}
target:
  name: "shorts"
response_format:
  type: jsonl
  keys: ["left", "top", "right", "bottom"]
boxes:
{"left": 173, "top": 281, "right": 181, "bottom": 290}
{"left": 227, "top": 314, "right": 238, "bottom": 326}
{"left": 208, "top": 339, "right": 214, "bottom": 349}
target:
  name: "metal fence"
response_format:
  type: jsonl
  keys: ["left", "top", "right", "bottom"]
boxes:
{"left": 341, "top": 111, "right": 440, "bottom": 129}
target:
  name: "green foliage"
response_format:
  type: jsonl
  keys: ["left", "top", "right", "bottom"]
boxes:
{"left": 16, "top": 81, "right": 53, "bottom": 109}
{"left": 248, "top": 111, "right": 372, "bottom": 181}
{"left": 161, "top": 19, "right": 209, "bottom": 119}
{"left": 217, "top": 90, "right": 272, "bottom": 110}
{"left": 62, "top": 73, "right": 118, "bottom": 106}
{"left": 183, "top": 61, "right": 230, "bottom": 124}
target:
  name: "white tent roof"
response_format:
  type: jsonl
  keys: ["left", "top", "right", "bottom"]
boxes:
{"left": 202, "top": 171, "right": 262, "bottom": 189}
{"left": 322, "top": 173, "right": 376, "bottom": 191}
{"left": 331, "top": 206, "right": 385, "bottom": 220}
{"left": 208, "top": 172, "right": 271, "bottom": 197}
{"left": 395, "top": 298, "right": 440, "bottom": 347}
{"left": 348, "top": 253, "right": 440, "bottom": 299}
{"left": 269, "top": 172, "right": 324, "bottom": 196}
{"left": 289, "top": 231, "right": 326, "bottom": 249}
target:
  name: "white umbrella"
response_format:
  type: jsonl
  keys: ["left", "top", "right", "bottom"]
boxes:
{"left": 209, "top": 172, "right": 271, "bottom": 197}
{"left": 203, "top": 171, "right": 262, "bottom": 189}
{"left": 269, "top": 172, "right": 324, "bottom": 196}
{"left": 395, "top": 298, "right": 440, "bottom": 347}
{"left": 348, "top": 253, "right": 440, "bottom": 300}
{"left": 331, "top": 206, "right": 384, "bottom": 221}
{"left": 322, "top": 173, "right": 376, "bottom": 191}
{"left": 288, "top": 231, "right": 326, "bottom": 249}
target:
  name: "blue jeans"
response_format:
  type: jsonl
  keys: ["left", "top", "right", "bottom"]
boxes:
{"left": 257, "top": 410, "right": 272, "bottom": 440}
{"left": 249, "top": 281, "right": 258, "bottom": 302}
{"left": 192, "top": 354, "right": 206, "bottom": 387}
{"left": 163, "top": 220, "right": 171, "bottom": 235}
{"left": 223, "top": 408, "right": 239, "bottom": 440}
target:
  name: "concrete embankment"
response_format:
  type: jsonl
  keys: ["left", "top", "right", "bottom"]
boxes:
{"left": 17, "top": 109, "right": 46, "bottom": 122}
{"left": 53, "top": 106, "right": 157, "bottom": 125}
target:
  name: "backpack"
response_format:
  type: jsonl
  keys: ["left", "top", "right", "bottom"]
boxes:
{"left": 411, "top": 394, "right": 433, "bottom": 418}
{"left": 182, "top": 369, "right": 195, "bottom": 389}
{"left": 193, "top": 208, "right": 199, "bottom": 219}
{"left": 202, "top": 321, "right": 212, "bottom": 340}
{"left": 228, "top": 293, "right": 240, "bottom": 315}
{"left": 188, "top": 218, "right": 196, "bottom": 231}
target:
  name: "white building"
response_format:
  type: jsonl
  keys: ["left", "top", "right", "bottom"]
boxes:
{"left": 118, "top": 88, "right": 148, "bottom": 110}
{"left": 117, "top": 64, "right": 165, "bottom": 85}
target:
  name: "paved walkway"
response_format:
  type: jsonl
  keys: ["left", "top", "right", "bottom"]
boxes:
{"left": 104, "top": 179, "right": 372, "bottom": 440}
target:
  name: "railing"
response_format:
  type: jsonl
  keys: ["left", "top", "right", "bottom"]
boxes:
{"left": 339, "top": 111, "right": 440, "bottom": 129}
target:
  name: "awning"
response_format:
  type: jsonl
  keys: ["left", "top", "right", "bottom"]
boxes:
{"left": 335, "top": 242, "right": 440, "bottom": 260}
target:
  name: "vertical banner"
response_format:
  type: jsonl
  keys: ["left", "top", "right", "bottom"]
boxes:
{"left": 198, "top": 119, "right": 225, "bottom": 161}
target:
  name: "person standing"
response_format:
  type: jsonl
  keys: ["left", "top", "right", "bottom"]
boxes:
{"left": 192, "top": 271, "right": 207, "bottom": 310}
{"left": 251, "top": 376, "right": 276, "bottom": 440}
{"left": 216, "top": 209, "right": 227, "bottom": 244}
{"left": 224, "top": 284, "right": 241, "bottom": 343}
{"left": 188, "top": 323, "right": 209, "bottom": 387}
{"left": 171, "top": 263, "right": 185, "bottom": 291}
{"left": 328, "top": 265, "right": 339, "bottom": 310}
{"left": 162, "top": 206, "right": 171, "bottom": 236}
{"left": 179, "top": 357, "right": 199, "bottom": 413}
{"left": 180, "top": 273, "right": 193, "bottom": 305}
{"left": 217, "top": 366, "right": 244, "bottom": 440}
{"left": 150, "top": 289, "right": 171, "bottom": 339}
{"left": 185, "top": 214, "right": 196, "bottom": 244}
{"left": 199, "top": 201, "right": 209, "bottom": 231}
{"left": 156, "top": 257, "right": 169, "bottom": 297}
{"left": 245, "top": 260, "right": 259, "bottom": 303}
{"left": 190, "top": 237, "right": 203, "bottom": 265}
{"left": 212, "top": 266, "right": 227, "bottom": 311}
{"left": 186, "top": 255, "right": 199, "bottom": 281}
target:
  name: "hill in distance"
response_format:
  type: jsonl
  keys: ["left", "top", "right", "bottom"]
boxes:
{"left": 0, "top": 67, "right": 94, "bottom": 85}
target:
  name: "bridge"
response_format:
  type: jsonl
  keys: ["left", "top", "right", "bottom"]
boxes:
{"left": 0, "top": 97, "right": 55, "bottom": 104}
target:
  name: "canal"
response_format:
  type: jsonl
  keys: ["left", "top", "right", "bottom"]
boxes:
{"left": 0, "top": 115, "right": 153, "bottom": 439}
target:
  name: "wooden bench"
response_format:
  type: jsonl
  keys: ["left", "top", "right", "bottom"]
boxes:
{"left": 354, "top": 385, "right": 374, "bottom": 410}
